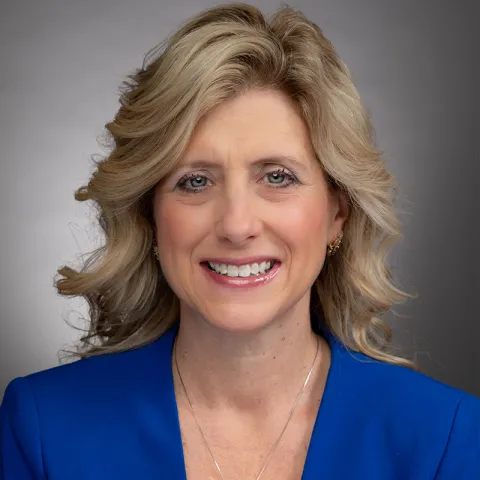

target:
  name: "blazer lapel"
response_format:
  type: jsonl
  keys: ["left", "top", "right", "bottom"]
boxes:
{"left": 150, "top": 325, "right": 188, "bottom": 479}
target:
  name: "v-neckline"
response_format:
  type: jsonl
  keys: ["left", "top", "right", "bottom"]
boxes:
{"left": 158, "top": 319, "right": 345, "bottom": 480}
{"left": 300, "top": 321, "right": 344, "bottom": 479}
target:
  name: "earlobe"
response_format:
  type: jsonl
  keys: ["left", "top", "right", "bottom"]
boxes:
{"left": 327, "top": 231, "right": 343, "bottom": 257}
{"left": 328, "top": 193, "right": 348, "bottom": 250}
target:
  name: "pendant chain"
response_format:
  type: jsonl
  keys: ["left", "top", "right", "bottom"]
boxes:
{"left": 173, "top": 335, "right": 320, "bottom": 480}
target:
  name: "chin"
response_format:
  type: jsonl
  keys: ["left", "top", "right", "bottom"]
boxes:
{"left": 201, "top": 304, "right": 279, "bottom": 334}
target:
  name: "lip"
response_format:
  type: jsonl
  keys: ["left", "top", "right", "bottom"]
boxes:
{"left": 200, "top": 256, "right": 279, "bottom": 266}
{"left": 200, "top": 261, "right": 281, "bottom": 289}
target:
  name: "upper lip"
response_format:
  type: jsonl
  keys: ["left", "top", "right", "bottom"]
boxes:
{"left": 201, "top": 257, "right": 280, "bottom": 266}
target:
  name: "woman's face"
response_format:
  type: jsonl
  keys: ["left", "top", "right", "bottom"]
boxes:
{"left": 154, "top": 88, "right": 347, "bottom": 332}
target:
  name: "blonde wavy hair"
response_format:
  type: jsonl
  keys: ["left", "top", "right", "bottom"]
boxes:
{"left": 57, "top": 2, "right": 415, "bottom": 368}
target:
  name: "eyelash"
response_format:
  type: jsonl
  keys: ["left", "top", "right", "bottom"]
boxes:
{"left": 176, "top": 168, "right": 300, "bottom": 193}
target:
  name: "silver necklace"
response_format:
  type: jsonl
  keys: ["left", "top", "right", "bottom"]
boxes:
{"left": 173, "top": 335, "right": 320, "bottom": 480}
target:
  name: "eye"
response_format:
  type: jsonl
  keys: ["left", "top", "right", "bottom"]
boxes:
{"left": 262, "top": 168, "right": 299, "bottom": 188}
{"left": 176, "top": 173, "right": 211, "bottom": 193}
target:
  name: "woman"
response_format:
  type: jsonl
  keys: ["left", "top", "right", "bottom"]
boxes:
{"left": 1, "top": 3, "right": 478, "bottom": 479}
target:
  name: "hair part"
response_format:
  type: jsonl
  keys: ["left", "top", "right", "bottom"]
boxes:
{"left": 57, "top": 2, "right": 416, "bottom": 368}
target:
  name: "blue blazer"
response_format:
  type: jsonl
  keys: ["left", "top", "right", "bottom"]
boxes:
{"left": 1, "top": 323, "right": 479, "bottom": 479}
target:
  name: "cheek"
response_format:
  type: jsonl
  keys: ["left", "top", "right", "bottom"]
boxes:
{"left": 273, "top": 196, "right": 329, "bottom": 251}
{"left": 154, "top": 198, "right": 206, "bottom": 256}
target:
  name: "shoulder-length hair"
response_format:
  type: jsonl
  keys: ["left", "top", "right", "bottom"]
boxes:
{"left": 57, "top": 2, "right": 415, "bottom": 367}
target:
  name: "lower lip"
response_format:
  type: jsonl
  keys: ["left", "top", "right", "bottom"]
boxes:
{"left": 201, "top": 262, "right": 281, "bottom": 289}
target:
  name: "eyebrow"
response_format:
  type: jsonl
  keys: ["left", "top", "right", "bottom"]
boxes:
{"left": 176, "top": 155, "right": 310, "bottom": 172}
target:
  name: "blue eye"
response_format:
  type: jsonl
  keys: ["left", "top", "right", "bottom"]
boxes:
{"left": 176, "top": 167, "right": 299, "bottom": 193}
{"left": 188, "top": 176, "right": 207, "bottom": 188}
{"left": 263, "top": 168, "right": 298, "bottom": 188}
{"left": 177, "top": 174, "right": 211, "bottom": 193}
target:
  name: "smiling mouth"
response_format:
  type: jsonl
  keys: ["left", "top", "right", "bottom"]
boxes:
{"left": 203, "top": 260, "right": 278, "bottom": 278}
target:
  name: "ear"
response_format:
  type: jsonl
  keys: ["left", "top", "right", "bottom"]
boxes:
{"left": 328, "top": 190, "right": 349, "bottom": 242}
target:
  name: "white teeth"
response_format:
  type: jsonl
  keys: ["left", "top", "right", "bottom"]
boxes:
{"left": 238, "top": 265, "right": 250, "bottom": 277}
{"left": 227, "top": 265, "right": 238, "bottom": 277}
{"left": 207, "top": 260, "right": 276, "bottom": 277}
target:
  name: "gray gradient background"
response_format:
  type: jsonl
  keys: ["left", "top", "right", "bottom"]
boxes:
{"left": 0, "top": 0, "right": 478, "bottom": 398}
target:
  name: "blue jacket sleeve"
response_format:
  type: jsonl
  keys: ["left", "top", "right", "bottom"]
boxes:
{"left": 434, "top": 394, "right": 480, "bottom": 479}
{"left": 0, "top": 377, "right": 45, "bottom": 479}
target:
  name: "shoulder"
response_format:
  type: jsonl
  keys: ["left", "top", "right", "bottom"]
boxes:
{"left": 336, "top": 344, "right": 479, "bottom": 412}
{"left": 1, "top": 328, "right": 175, "bottom": 422}
{"left": 0, "top": 329, "right": 179, "bottom": 478}
{"left": 331, "top": 342, "right": 480, "bottom": 476}
{"left": 5, "top": 339, "right": 157, "bottom": 398}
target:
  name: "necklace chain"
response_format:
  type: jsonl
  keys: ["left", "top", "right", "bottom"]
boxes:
{"left": 173, "top": 335, "right": 320, "bottom": 480}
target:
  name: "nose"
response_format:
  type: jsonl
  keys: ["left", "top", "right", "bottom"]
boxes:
{"left": 214, "top": 188, "right": 262, "bottom": 246}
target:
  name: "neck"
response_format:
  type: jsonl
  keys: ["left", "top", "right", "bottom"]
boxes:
{"left": 172, "top": 298, "right": 325, "bottom": 415}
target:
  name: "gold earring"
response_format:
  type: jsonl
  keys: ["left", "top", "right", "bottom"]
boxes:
{"left": 153, "top": 245, "right": 160, "bottom": 260}
{"left": 327, "top": 231, "right": 343, "bottom": 257}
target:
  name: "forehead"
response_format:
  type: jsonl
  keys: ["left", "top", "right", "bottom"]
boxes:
{"left": 180, "top": 89, "right": 315, "bottom": 166}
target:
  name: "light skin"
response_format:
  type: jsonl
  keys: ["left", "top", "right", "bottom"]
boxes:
{"left": 153, "top": 88, "right": 348, "bottom": 477}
